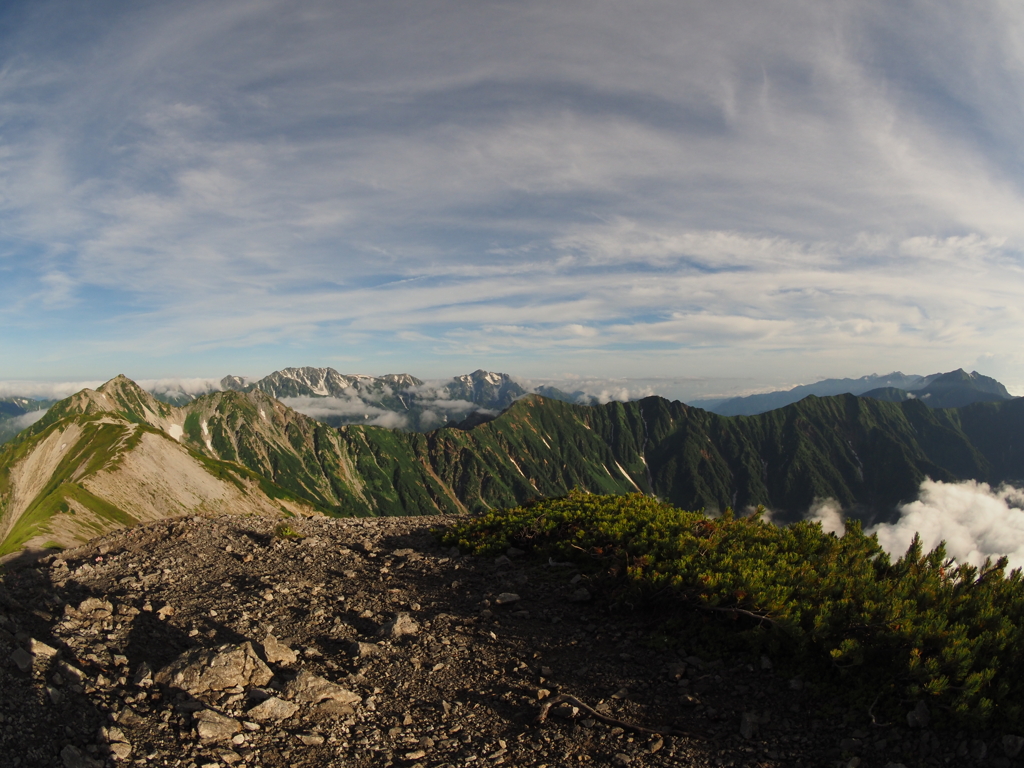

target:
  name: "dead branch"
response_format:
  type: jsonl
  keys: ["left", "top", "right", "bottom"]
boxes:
{"left": 536, "top": 693, "right": 701, "bottom": 739}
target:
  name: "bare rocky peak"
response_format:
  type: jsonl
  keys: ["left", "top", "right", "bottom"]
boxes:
{"left": 443, "top": 370, "right": 527, "bottom": 410}
{"left": 0, "top": 514, "right": 939, "bottom": 768}
{"left": 254, "top": 368, "right": 424, "bottom": 399}
{"left": 220, "top": 376, "right": 248, "bottom": 392}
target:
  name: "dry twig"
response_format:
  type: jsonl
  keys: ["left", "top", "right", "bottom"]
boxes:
{"left": 536, "top": 693, "right": 700, "bottom": 739}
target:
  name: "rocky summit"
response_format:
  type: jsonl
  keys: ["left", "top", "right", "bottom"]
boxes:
{"left": 2, "top": 515, "right": 1018, "bottom": 768}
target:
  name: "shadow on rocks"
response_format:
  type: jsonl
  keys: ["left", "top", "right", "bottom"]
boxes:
{"left": 0, "top": 558, "right": 106, "bottom": 768}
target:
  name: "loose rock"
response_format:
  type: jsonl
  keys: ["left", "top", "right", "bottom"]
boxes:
{"left": 246, "top": 696, "right": 299, "bottom": 722}
{"left": 284, "top": 668, "right": 361, "bottom": 705}
{"left": 378, "top": 612, "right": 419, "bottom": 639}
{"left": 194, "top": 709, "right": 242, "bottom": 742}
{"left": 155, "top": 641, "right": 272, "bottom": 694}
{"left": 261, "top": 632, "right": 298, "bottom": 665}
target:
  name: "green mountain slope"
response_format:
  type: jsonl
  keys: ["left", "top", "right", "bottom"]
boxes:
{"left": 174, "top": 385, "right": 1008, "bottom": 523}
{"left": 0, "top": 381, "right": 327, "bottom": 557}
{"left": 5, "top": 375, "right": 1021, "bottom": 558}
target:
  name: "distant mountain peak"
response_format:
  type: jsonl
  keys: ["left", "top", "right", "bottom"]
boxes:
{"left": 220, "top": 375, "right": 248, "bottom": 391}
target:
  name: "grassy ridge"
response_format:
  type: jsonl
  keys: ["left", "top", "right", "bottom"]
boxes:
{"left": 0, "top": 418, "right": 140, "bottom": 555}
{"left": 440, "top": 492, "right": 1024, "bottom": 730}
{"left": 0, "top": 411, "right": 329, "bottom": 554}
{"left": 161, "top": 389, "right": 1022, "bottom": 523}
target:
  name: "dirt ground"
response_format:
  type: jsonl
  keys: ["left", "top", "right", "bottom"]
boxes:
{"left": 0, "top": 514, "right": 1016, "bottom": 768}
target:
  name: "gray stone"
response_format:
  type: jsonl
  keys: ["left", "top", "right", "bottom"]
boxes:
{"left": 350, "top": 641, "right": 380, "bottom": 658}
{"left": 155, "top": 641, "right": 273, "bottom": 694}
{"left": 739, "top": 711, "right": 758, "bottom": 739}
{"left": 569, "top": 588, "right": 591, "bottom": 602}
{"left": 58, "top": 660, "right": 85, "bottom": 684}
{"left": 29, "top": 638, "right": 58, "bottom": 658}
{"left": 551, "top": 702, "right": 579, "bottom": 719}
{"left": 246, "top": 686, "right": 273, "bottom": 702}
{"left": 76, "top": 597, "right": 113, "bottom": 616}
{"left": 284, "top": 669, "right": 361, "bottom": 705}
{"left": 296, "top": 732, "right": 325, "bottom": 746}
{"left": 61, "top": 745, "right": 100, "bottom": 768}
{"left": 108, "top": 742, "right": 132, "bottom": 761}
{"left": 132, "top": 661, "right": 153, "bottom": 687}
{"left": 194, "top": 709, "right": 242, "bottom": 742}
{"left": 317, "top": 699, "right": 358, "bottom": 717}
{"left": 666, "top": 662, "right": 687, "bottom": 681}
{"left": 494, "top": 593, "right": 521, "bottom": 605}
{"left": 906, "top": 700, "right": 929, "bottom": 728}
{"left": 379, "top": 612, "right": 419, "bottom": 639}
{"left": 10, "top": 647, "right": 32, "bottom": 672}
{"left": 247, "top": 696, "right": 299, "bottom": 722}
{"left": 840, "top": 738, "right": 863, "bottom": 753}
{"left": 261, "top": 633, "right": 298, "bottom": 665}
{"left": 115, "top": 707, "right": 147, "bottom": 727}
{"left": 100, "top": 726, "right": 128, "bottom": 744}
{"left": 1003, "top": 735, "right": 1024, "bottom": 758}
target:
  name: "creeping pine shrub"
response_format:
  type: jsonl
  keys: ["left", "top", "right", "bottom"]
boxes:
{"left": 274, "top": 523, "right": 301, "bottom": 540}
{"left": 438, "top": 491, "right": 1024, "bottom": 730}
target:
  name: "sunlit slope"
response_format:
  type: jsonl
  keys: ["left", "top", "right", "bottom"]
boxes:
{"left": 0, "top": 408, "right": 323, "bottom": 557}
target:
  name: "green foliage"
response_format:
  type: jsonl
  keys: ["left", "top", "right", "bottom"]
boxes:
{"left": 274, "top": 522, "right": 301, "bottom": 539}
{"left": 440, "top": 491, "right": 1024, "bottom": 730}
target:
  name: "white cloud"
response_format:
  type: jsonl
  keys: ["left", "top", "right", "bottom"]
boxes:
{"left": 869, "top": 479, "right": 1024, "bottom": 571}
{"left": 278, "top": 395, "right": 415, "bottom": 429}
{"left": 805, "top": 498, "right": 846, "bottom": 537}
{"left": 3, "top": 1, "right": 1024, "bottom": 386}
{"left": 137, "top": 378, "right": 227, "bottom": 397}
{"left": 5, "top": 410, "right": 47, "bottom": 431}
{"left": 0, "top": 380, "right": 104, "bottom": 399}
{"left": 417, "top": 410, "right": 442, "bottom": 430}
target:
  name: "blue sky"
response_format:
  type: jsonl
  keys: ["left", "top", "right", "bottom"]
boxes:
{"left": 2, "top": 0, "right": 1024, "bottom": 400}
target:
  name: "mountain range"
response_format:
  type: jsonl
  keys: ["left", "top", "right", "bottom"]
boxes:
{"left": 2, "top": 373, "right": 1022, "bottom": 559}
{"left": 692, "top": 368, "right": 1013, "bottom": 415}
{"left": 3, "top": 366, "right": 1012, "bottom": 442}
{"left": 152, "top": 368, "right": 542, "bottom": 431}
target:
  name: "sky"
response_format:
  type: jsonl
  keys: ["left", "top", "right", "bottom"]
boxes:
{"left": 2, "top": 0, "right": 1024, "bottom": 400}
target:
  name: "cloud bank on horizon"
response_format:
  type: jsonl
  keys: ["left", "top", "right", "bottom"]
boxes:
{"left": 1, "top": 0, "right": 1023, "bottom": 392}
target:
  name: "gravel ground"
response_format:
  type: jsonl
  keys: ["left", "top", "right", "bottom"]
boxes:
{"left": 0, "top": 514, "right": 1019, "bottom": 768}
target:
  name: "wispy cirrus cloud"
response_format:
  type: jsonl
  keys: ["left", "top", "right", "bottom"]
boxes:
{"left": 0, "top": 0, "right": 1023, "bottom": 390}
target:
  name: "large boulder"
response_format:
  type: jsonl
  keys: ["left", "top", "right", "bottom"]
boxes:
{"left": 155, "top": 641, "right": 272, "bottom": 695}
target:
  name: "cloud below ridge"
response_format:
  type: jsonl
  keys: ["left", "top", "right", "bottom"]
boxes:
{"left": 868, "top": 479, "right": 1024, "bottom": 571}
